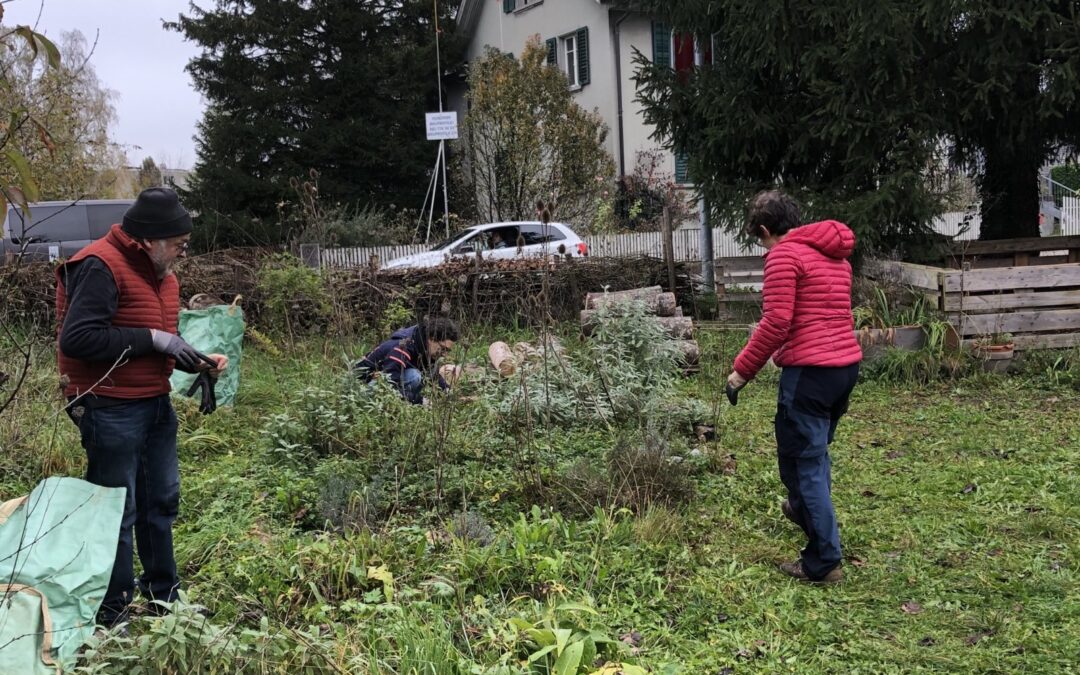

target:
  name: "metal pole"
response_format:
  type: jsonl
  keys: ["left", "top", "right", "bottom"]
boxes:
{"left": 441, "top": 139, "right": 450, "bottom": 237}
{"left": 434, "top": 0, "right": 450, "bottom": 237}
{"left": 661, "top": 206, "right": 676, "bottom": 293}
{"left": 694, "top": 36, "right": 714, "bottom": 292}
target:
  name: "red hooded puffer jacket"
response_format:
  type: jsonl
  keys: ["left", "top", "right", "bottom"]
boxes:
{"left": 734, "top": 220, "right": 863, "bottom": 380}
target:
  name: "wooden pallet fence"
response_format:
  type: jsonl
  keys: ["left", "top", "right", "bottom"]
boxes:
{"left": 941, "top": 262, "right": 1080, "bottom": 350}
{"left": 866, "top": 258, "right": 1080, "bottom": 351}
{"left": 945, "top": 235, "right": 1080, "bottom": 268}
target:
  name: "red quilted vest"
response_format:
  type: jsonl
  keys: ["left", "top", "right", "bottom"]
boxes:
{"left": 734, "top": 220, "right": 863, "bottom": 380}
{"left": 55, "top": 224, "right": 180, "bottom": 399}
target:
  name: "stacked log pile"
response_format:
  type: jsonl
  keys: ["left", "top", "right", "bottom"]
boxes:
{"left": 579, "top": 286, "right": 700, "bottom": 373}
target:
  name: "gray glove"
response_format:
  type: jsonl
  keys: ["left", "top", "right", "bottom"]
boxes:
{"left": 150, "top": 329, "right": 216, "bottom": 371}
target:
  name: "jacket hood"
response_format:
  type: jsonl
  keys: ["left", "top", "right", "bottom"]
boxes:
{"left": 782, "top": 220, "right": 856, "bottom": 260}
{"left": 391, "top": 324, "right": 431, "bottom": 364}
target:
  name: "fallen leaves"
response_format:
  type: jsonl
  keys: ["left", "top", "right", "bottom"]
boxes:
{"left": 901, "top": 601, "right": 924, "bottom": 615}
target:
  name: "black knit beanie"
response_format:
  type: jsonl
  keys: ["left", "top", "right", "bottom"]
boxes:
{"left": 122, "top": 187, "right": 193, "bottom": 239}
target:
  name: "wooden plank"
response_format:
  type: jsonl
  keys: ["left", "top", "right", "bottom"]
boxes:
{"left": 724, "top": 292, "right": 763, "bottom": 304}
{"left": 941, "top": 263, "right": 1080, "bottom": 293}
{"left": 715, "top": 256, "right": 765, "bottom": 272}
{"left": 863, "top": 260, "right": 943, "bottom": 292}
{"left": 952, "top": 254, "right": 1072, "bottom": 269}
{"left": 943, "top": 289, "right": 1080, "bottom": 312}
{"left": 963, "top": 332, "right": 1080, "bottom": 351}
{"left": 949, "top": 235, "right": 1080, "bottom": 256}
{"left": 949, "top": 308, "right": 1080, "bottom": 336}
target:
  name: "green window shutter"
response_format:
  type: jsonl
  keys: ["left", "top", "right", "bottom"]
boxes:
{"left": 577, "top": 27, "right": 590, "bottom": 86}
{"left": 504, "top": 0, "right": 515, "bottom": 13}
{"left": 546, "top": 37, "right": 557, "bottom": 66}
{"left": 652, "top": 21, "right": 671, "bottom": 68}
{"left": 675, "top": 151, "right": 689, "bottom": 184}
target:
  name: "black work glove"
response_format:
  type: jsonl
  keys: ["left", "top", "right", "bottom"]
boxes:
{"left": 151, "top": 329, "right": 217, "bottom": 371}
{"left": 725, "top": 381, "right": 746, "bottom": 406}
{"left": 184, "top": 371, "right": 218, "bottom": 414}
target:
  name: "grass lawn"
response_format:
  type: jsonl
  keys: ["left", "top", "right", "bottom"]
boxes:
{"left": 1, "top": 325, "right": 1077, "bottom": 673}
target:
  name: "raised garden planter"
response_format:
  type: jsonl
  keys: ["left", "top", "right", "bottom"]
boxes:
{"left": 857, "top": 325, "right": 928, "bottom": 361}
{"left": 749, "top": 323, "right": 928, "bottom": 363}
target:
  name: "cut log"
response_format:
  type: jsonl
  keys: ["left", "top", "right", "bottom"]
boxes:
{"left": 655, "top": 292, "right": 678, "bottom": 317}
{"left": 439, "top": 364, "right": 463, "bottom": 386}
{"left": 488, "top": 341, "right": 516, "bottom": 377}
{"left": 580, "top": 311, "right": 694, "bottom": 339}
{"left": 585, "top": 289, "right": 678, "bottom": 317}
{"left": 585, "top": 286, "right": 662, "bottom": 309}
{"left": 673, "top": 339, "right": 700, "bottom": 366}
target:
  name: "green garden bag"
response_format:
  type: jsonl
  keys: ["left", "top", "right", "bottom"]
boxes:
{"left": 0, "top": 477, "right": 125, "bottom": 674}
{"left": 170, "top": 303, "right": 246, "bottom": 407}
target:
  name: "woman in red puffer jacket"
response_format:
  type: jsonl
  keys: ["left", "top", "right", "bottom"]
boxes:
{"left": 727, "top": 190, "right": 861, "bottom": 585}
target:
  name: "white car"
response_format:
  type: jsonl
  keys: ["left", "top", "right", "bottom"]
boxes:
{"left": 382, "top": 221, "right": 588, "bottom": 270}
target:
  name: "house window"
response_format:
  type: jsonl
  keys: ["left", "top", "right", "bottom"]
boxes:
{"left": 562, "top": 34, "right": 578, "bottom": 88}
{"left": 504, "top": 0, "right": 541, "bottom": 12}
{"left": 545, "top": 28, "right": 589, "bottom": 89}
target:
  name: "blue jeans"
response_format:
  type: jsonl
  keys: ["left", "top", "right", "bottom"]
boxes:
{"left": 77, "top": 395, "right": 180, "bottom": 624}
{"left": 775, "top": 364, "right": 859, "bottom": 580}
{"left": 397, "top": 368, "right": 423, "bottom": 404}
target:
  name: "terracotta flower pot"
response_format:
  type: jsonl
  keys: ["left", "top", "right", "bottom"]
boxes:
{"left": 974, "top": 342, "right": 1015, "bottom": 374}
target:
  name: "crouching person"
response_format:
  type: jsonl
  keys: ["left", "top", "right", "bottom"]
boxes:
{"left": 354, "top": 318, "right": 459, "bottom": 403}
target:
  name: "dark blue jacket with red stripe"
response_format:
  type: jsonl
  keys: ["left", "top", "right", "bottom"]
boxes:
{"left": 354, "top": 325, "right": 448, "bottom": 402}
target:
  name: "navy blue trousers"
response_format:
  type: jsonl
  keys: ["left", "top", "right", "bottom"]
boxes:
{"left": 775, "top": 364, "right": 859, "bottom": 580}
{"left": 77, "top": 395, "right": 181, "bottom": 624}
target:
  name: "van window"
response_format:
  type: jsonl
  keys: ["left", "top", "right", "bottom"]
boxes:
{"left": 87, "top": 203, "right": 130, "bottom": 238}
{"left": 7, "top": 205, "right": 89, "bottom": 243}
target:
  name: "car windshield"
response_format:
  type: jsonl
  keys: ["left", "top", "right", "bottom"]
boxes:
{"left": 430, "top": 229, "right": 478, "bottom": 251}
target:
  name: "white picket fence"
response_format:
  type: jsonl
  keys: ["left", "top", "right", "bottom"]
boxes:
{"left": 319, "top": 227, "right": 762, "bottom": 268}
{"left": 1062, "top": 196, "right": 1080, "bottom": 236}
{"left": 316, "top": 211, "right": 1066, "bottom": 269}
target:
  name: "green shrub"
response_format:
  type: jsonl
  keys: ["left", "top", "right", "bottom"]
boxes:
{"left": 255, "top": 253, "right": 330, "bottom": 338}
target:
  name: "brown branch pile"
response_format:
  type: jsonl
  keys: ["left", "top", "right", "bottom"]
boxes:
{"left": 1, "top": 250, "right": 698, "bottom": 332}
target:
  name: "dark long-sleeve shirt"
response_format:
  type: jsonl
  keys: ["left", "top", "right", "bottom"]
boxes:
{"left": 59, "top": 256, "right": 156, "bottom": 362}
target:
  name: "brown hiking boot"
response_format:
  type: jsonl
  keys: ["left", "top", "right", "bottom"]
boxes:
{"left": 781, "top": 499, "right": 800, "bottom": 526}
{"left": 779, "top": 560, "right": 843, "bottom": 584}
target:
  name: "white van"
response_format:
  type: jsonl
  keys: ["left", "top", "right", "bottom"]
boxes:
{"left": 1, "top": 200, "right": 134, "bottom": 264}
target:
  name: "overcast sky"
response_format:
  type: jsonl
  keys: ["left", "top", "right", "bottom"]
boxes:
{"left": 7, "top": 0, "right": 205, "bottom": 169}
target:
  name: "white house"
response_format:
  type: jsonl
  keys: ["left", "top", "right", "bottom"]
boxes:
{"left": 454, "top": 0, "right": 692, "bottom": 185}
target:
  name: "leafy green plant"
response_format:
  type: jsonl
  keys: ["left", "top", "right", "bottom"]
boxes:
{"left": 509, "top": 602, "right": 646, "bottom": 675}
{"left": 975, "top": 331, "right": 1014, "bottom": 348}
{"left": 855, "top": 287, "right": 934, "bottom": 329}
{"left": 255, "top": 253, "right": 331, "bottom": 341}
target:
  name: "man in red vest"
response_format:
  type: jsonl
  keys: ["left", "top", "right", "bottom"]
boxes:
{"left": 56, "top": 187, "right": 227, "bottom": 629}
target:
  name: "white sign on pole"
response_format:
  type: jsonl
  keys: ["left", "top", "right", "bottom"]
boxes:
{"left": 425, "top": 112, "right": 458, "bottom": 141}
{"left": 48, "top": 245, "right": 60, "bottom": 262}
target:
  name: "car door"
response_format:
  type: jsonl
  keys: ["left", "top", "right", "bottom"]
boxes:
{"left": 449, "top": 231, "right": 484, "bottom": 262}
{"left": 9, "top": 204, "right": 89, "bottom": 261}
{"left": 517, "top": 223, "right": 567, "bottom": 258}
{"left": 484, "top": 226, "right": 522, "bottom": 261}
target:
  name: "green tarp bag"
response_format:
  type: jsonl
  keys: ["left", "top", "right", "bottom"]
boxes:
{"left": 0, "top": 477, "right": 125, "bottom": 674}
{"left": 169, "top": 304, "right": 245, "bottom": 407}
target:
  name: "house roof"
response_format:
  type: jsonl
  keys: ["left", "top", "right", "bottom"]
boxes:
{"left": 457, "top": 0, "right": 622, "bottom": 39}
{"left": 456, "top": 0, "right": 483, "bottom": 39}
